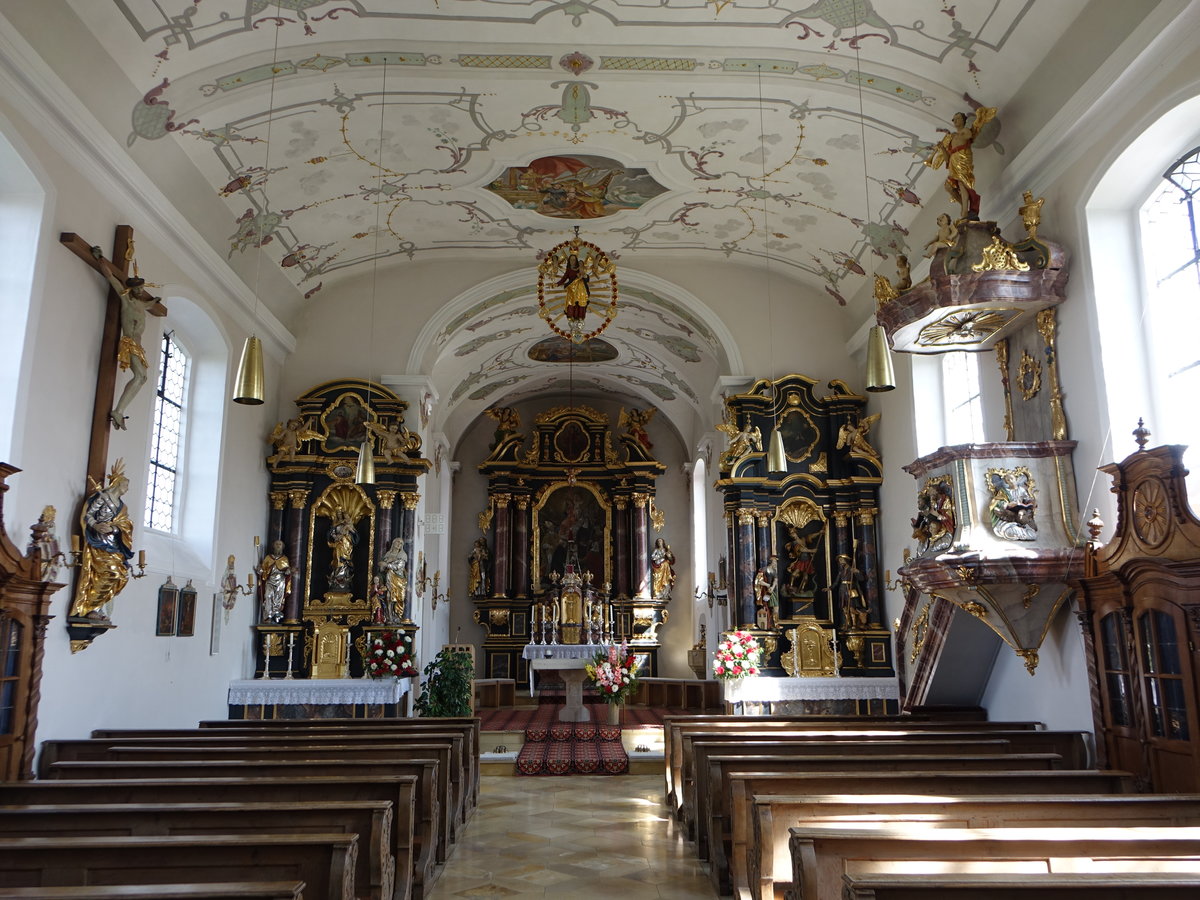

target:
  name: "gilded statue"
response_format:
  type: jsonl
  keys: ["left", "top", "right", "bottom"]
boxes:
{"left": 365, "top": 419, "right": 419, "bottom": 464}
{"left": 784, "top": 526, "right": 820, "bottom": 596}
{"left": 716, "top": 415, "right": 762, "bottom": 467}
{"left": 257, "top": 540, "right": 291, "bottom": 623}
{"left": 873, "top": 274, "right": 899, "bottom": 308}
{"left": 468, "top": 537, "right": 490, "bottom": 598}
{"left": 836, "top": 553, "right": 870, "bottom": 628}
{"left": 91, "top": 248, "right": 163, "bottom": 430}
{"left": 912, "top": 479, "right": 955, "bottom": 554}
{"left": 987, "top": 468, "right": 1038, "bottom": 541}
{"left": 650, "top": 537, "right": 676, "bottom": 599}
{"left": 267, "top": 416, "right": 321, "bottom": 467}
{"left": 27, "top": 505, "right": 62, "bottom": 583}
{"left": 924, "top": 107, "right": 998, "bottom": 220}
{"left": 326, "top": 508, "right": 358, "bottom": 591}
{"left": 971, "top": 234, "right": 1030, "bottom": 272}
{"left": 619, "top": 406, "right": 656, "bottom": 452}
{"left": 754, "top": 556, "right": 779, "bottom": 630}
{"left": 379, "top": 537, "right": 408, "bottom": 622}
{"left": 1019, "top": 190, "right": 1045, "bottom": 239}
{"left": 70, "top": 459, "right": 134, "bottom": 620}
{"left": 485, "top": 406, "right": 521, "bottom": 450}
{"left": 836, "top": 413, "right": 882, "bottom": 465}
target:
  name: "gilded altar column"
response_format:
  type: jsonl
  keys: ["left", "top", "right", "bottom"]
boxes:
{"left": 755, "top": 512, "right": 772, "bottom": 570}
{"left": 268, "top": 492, "right": 287, "bottom": 547}
{"left": 284, "top": 489, "right": 309, "bottom": 623}
{"left": 512, "top": 495, "right": 529, "bottom": 598}
{"left": 492, "top": 493, "right": 512, "bottom": 599}
{"left": 376, "top": 490, "right": 398, "bottom": 561}
{"left": 632, "top": 492, "right": 651, "bottom": 598}
{"left": 855, "top": 509, "right": 881, "bottom": 625}
{"left": 735, "top": 508, "right": 757, "bottom": 628}
{"left": 614, "top": 497, "right": 630, "bottom": 599}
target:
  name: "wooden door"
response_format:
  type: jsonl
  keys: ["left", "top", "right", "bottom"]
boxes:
{"left": 1133, "top": 601, "right": 1200, "bottom": 792}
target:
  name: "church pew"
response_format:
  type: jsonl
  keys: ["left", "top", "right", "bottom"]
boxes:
{"left": 0, "top": 833, "right": 357, "bottom": 898}
{"left": 192, "top": 718, "right": 482, "bottom": 807}
{"left": 45, "top": 730, "right": 470, "bottom": 832}
{"left": 724, "top": 770, "right": 1135, "bottom": 900}
{"left": 698, "top": 752, "right": 1066, "bottom": 893}
{"left": 49, "top": 745, "right": 455, "bottom": 863}
{"left": 688, "top": 737, "right": 1068, "bottom": 854}
{"left": 662, "top": 715, "right": 1044, "bottom": 815}
{"left": 0, "top": 885, "right": 307, "bottom": 899}
{"left": 0, "top": 775, "right": 419, "bottom": 900}
{"left": 675, "top": 725, "right": 1084, "bottom": 831}
{"left": 0, "top": 800, "right": 392, "bottom": 900}
{"left": 38, "top": 760, "right": 438, "bottom": 899}
{"left": 841, "top": 871, "right": 1200, "bottom": 899}
{"left": 752, "top": 792, "right": 1200, "bottom": 900}
{"left": 787, "top": 824, "right": 1200, "bottom": 900}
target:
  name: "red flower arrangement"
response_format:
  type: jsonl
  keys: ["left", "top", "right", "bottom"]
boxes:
{"left": 712, "top": 630, "right": 761, "bottom": 680}
{"left": 584, "top": 641, "right": 640, "bottom": 704}
{"left": 365, "top": 630, "right": 417, "bottom": 678}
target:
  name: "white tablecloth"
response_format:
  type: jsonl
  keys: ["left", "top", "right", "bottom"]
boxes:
{"left": 521, "top": 643, "right": 605, "bottom": 695}
{"left": 722, "top": 675, "right": 897, "bottom": 705}
{"left": 228, "top": 677, "right": 412, "bottom": 707}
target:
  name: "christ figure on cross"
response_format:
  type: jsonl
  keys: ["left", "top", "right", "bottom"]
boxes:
{"left": 91, "top": 246, "right": 162, "bottom": 430}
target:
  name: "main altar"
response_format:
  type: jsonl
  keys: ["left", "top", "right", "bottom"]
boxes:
{"left": 473, "top": 404, "right": 669, "bottom": 683}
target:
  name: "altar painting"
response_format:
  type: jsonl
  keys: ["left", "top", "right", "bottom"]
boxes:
{"left": 533, "top": 483, "right": 610, "bottom": 586}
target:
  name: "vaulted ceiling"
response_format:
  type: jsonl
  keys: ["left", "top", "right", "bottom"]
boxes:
{"left": 48, "top": 0, "right": 1092, "bottom": 436}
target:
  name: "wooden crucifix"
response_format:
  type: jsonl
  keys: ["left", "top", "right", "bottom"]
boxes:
{"left": 60, "top": 226, "right": 167, "bottom": 490}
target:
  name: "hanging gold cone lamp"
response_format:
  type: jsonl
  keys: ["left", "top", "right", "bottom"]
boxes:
{"left": 865, "top": 325, "right": 896, "bottom": 393}
{"left": 355, "top": 439, "right": 376, "bottom": 485}
{"left": 232, "top": 335, "right": 265, "bottom": 405}
{"left": 767, "top": 428, "right": 787, "bottom": 474}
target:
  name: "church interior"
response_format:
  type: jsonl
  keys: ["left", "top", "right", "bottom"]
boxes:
{"left": 2, "top": 0, "right": 1200, "bottom": 896}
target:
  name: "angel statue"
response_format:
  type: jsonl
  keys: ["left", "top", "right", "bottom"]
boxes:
{"left": 619, "top": 406, "right": 656, "bottom": 452}
{"left": 485, "top": 406, "right": 521, "bottom": 450}
{"left": 924, "top": 106, "right": 998, "bottom": 220}
{"left": 267, "top": 416, "right": 322, "bottom": 467}
{"left": 987, "top": 469, "right": 1038, "bottom": 541}
{"left": 836, "top": 413, "right": 882, "bottom": 465}
{"left": 716, "top": 415, "right": 762, "bottom": 468}
{"left": 365, "top": 419, "right": 419, "bottom": 464}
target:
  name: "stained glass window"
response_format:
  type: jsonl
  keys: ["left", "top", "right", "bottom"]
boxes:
{"left": 144, "top": 331, "right": 189, "bottom": 532}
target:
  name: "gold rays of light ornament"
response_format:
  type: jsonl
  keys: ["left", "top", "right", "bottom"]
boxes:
{"left": 536, "top": 226, "right": 618, "bottom": 344}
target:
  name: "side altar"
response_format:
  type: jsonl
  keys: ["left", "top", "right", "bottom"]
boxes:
{"left": 251, "top": 379, "right": 430, "bottom": 679}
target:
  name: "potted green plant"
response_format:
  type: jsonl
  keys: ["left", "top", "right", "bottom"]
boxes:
{"left": 413, "top": 648, "right": 474, "bottom": 717}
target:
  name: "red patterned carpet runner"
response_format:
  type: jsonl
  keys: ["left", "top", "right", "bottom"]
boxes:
{"left": 515, "top": 702, "right": 628, "bottom": 776}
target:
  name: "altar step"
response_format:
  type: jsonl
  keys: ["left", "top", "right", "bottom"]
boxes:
{"left": 479, "top": 707, "right": 665, "bottom": 775}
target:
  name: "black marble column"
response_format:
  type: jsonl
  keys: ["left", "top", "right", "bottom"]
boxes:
{"left": 284, "top": 489, "right": 309, "bottom": 624}
{"left": 632, "top": 493, "right": 650, "bottom": 598}
{"left": 755, "top": 513, "right": 771, "bottom": 570}
{"left": 512, "top": 495, "right": 529, "bottom": 598}
{"left": 614, "top": 498, "right": 630, "bottom": 599}
{"left": 268, "top": 492, "right": 287, "bottom": 547}
{"left": 736, "top": 508, "right": 756, "bottom": 628}
{"left": 376, "top": 490, "right": 397, "bottom": 562}
{"left": 492, "top": 494, "right": 511, "bottom": 599}
{"left": 856, "top": 509, "right": 881, "bottom": 625}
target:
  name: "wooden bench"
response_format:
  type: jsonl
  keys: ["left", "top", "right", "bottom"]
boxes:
{"left": 0, "top": 885, "right": 307, "bottom": 899}
{"left": 662, "top": 715, "right": 1045, "bottom": 815}
{"left": 190, "top": 717, "right": 482, "bottom": 808}
{"left": 754, "top": 792, "right": 1200, "bottom": 900}
{"left": 841, "top": 871, "right": 1200, "bottom": 898}
{"left": 38, "top": 760, "right": 438, "bottom": 900}
{"left": 630, "top": 677, "right": 721, "bottom": 710}
{"left": 45, "top": 731, "right": 470, "bottom": 834}
{"left": 473, "top": 679, "right": 515, "bottom": 709}
{"left": 722, "top": 770, "right": 1135, "bottom": 900}
{"left": 698, "top": 751, "right": 1065, "bottom": 892}
{"left": 787, "top": 824, "right": 1200, "bottom": 900}
{"left": 0, "top": 833, "right": 357, "bottom": 899}
{"left": 0, "top": 776, "right": 418, "bottom": 900}
{"left": 0, "top": 801, "right": 391, "bottom": 900}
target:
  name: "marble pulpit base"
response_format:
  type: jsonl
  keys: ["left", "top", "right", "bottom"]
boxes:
{"left": 530, "top": 657, "right": 592, "bottom": 722}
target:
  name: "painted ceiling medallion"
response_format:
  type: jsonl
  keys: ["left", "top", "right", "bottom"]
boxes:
{"left": 486, "top": 155, "right": 668, "bottom": 220}
{"left": 537, "top": 229, "right": 619, "bottom": 344}
{"left": 527, "top": 336, "right": 618, "bottom": 363}
{"left": 917, "top": 309, "right": 1013, "bottom": 346}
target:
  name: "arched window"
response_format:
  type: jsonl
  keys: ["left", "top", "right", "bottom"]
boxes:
{"left": 144, "top": 330, "right": 191, "bottom": 532}
{"left": 1139, "top": 147, "right": 1200, "bottom": 456}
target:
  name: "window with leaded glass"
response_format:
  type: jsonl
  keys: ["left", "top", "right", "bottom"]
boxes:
{"left": 144, "top": 331, "right": 190, "bottom": 532}
{"left": 1099, "top": 611, "right": 1132, "bottom": 729}
{"left": 1138, "top": 608, "right": 1190, "bottom": 742}
{"left": 0, "top": 616, "right": 22, "bottom": 736}
{"left": 1140, "top": 147, "right": 1200, "bottom": 459}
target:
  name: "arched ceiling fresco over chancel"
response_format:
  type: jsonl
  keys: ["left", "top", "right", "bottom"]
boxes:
{"left": 66, "top": 0, "right": 1088, "bottom": 313}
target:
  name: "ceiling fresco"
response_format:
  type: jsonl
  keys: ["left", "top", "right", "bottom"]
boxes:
{"left": 43, "top": 0, "right": 1089, "bottom": 435}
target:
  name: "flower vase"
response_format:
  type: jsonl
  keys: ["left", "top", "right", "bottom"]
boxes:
{"left": 607, "top": 702, "right": 622, "bottom": 726}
